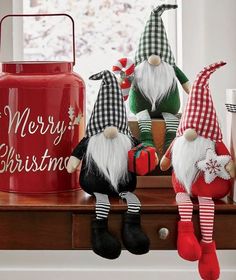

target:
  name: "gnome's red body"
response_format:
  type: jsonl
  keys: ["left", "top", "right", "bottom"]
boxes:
{"left": 160, "top": 61, "right": 234, "bottom": 280}
{"left": 167, "top": 140, "right": 231, "bottom": 198}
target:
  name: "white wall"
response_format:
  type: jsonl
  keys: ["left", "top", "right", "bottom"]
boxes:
{"left": 181, "top": 0, "right": 236, "bottom": 138}
{"left": 0, "top": 0, "right": 23, "bottom": 61}
{"left": 0, "top": 0, "right": 236, "bottom": 279}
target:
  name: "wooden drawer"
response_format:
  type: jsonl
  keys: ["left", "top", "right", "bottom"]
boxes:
{"left": 0, "top": 211, "right": 72, "bottom": 249}
{"left": 72, "top": 213, "right": 179, "bottom": 250}
{"left": 0, "top": 188, "right": 235, "bottom": 250}
{"left": 72, "top": 213, "right": 236, "bottom": 250}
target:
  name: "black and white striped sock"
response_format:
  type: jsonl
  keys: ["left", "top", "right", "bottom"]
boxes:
{"left": 94, "top": 192, "right": 110, "bottom": 220}
{"left": 120, "top": 192, "right": 141, "bottom": 214}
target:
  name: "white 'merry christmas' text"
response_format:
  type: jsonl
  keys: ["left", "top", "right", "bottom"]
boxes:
{"left": 4, "top": 105, "right": 67, "bottom": 146}
{"left": 0, "top": 144, "right": 69, "bottom": 173}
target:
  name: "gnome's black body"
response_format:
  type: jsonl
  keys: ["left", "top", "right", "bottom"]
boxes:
{"left": 67, "top": 70, "right": 149, "bottom": 259}
{"left": 72, "top": 136, "right": 137, "bottom": 196}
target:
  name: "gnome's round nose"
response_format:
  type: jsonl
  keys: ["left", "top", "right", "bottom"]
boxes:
{"left": 103, "top": 126, "right": 119, "bottom": 139}
{"left": 183, "top": 128, "right": 198, "bottom": 141}
{"left": 148, "top": 55, "right": 161, "bottom": 66}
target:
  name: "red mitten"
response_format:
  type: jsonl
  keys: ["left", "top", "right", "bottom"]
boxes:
{"left": 128, "top": 144, "right": 157, "bottom": 175}
{"left": 177, "top": 221, "right": 202, "bottom": 261}
{"left": 198, "top": 241, "right": 220, "bottom": 280}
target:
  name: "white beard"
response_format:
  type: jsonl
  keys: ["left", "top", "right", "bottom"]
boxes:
{"left": 86, "top": 132, "right": 132, "bottom": 190}
{"left": 172, "top": 135, "right": 215, "bottom": 194}
{"left": 134, "top": 60, "right": 177, "bottom": 111}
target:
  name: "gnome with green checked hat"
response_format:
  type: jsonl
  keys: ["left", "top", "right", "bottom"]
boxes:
{"left": 129, "top": 4, "right": 190, "bottom": 153}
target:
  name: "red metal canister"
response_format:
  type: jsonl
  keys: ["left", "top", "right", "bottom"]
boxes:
{"left": 0, "top": 14, "right": 85, "bottom": 193}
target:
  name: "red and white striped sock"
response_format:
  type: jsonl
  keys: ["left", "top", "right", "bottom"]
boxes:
{"left": 176, "top": 193, "right": 193, "bottom": 222}
{"left": 198, "top": 196, "right": 215, "bottom": 243}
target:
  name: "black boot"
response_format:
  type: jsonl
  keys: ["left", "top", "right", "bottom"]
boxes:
{"left": 91, "top": 218, "right": 121, "bottom": 259}
{"left": 122, "top": 212, "right": 150, "bottom": 254}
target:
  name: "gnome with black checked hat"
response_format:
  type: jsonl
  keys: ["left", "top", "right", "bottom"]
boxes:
{"left": 129, "top": 4, "right": 190, "bottom": 151}
{"left": 67, "top": 70, "right": 150, "bottom": 259}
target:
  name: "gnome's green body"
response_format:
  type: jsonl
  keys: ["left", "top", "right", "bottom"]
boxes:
{"left": 130, "top": 4, "right": 190, "bottom": 150}
{"left": 129, "top": 65, "right": 188, "bottom": 117}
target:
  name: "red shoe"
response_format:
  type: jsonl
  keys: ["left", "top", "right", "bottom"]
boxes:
{"left": 198, "top": 241, "right": 220, "bottom": 280}
{"left": 177, "top": 221, "right": 201, "bottom": 261}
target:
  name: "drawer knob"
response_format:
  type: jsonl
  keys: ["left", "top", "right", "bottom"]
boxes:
{"left": 158, "top": 228, "right": 170, "bottom": 240}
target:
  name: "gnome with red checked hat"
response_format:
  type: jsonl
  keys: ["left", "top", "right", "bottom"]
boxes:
{"left": 160, "top": 61, "right": 235, "bottom": 280}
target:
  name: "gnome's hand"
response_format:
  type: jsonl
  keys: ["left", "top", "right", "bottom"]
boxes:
{"left": 66, "top": 156, "right": 81, "bottom": 173}
{"left": 160, "top": 155, "right": 172, "bottom": 171}
{"left": 155, "top": 152, "right": 159, "bottom": 166}
{"left": 225, "top": 160, "right": 236, "bottom": 178}
{"left": 182, "top": 81, "right": 191, "bottom": 94}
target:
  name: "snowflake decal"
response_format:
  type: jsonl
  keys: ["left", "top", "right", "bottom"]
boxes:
{"left": 197, "top": 148, "right": 231, "bottom": 184}
{"left": 206, "top": 159, "right": 222, "bottom": 175}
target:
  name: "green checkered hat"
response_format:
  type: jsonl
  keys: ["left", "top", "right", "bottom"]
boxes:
{"left": 135, "top": 4, "right": 177, "bottom": 66}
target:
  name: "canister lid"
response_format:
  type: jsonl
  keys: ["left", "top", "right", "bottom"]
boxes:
{"left": 1, "top": 61, "right": 73, "bottom": 74}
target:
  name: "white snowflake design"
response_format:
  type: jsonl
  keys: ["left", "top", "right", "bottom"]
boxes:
{"left": 197, "top": 148, "right": 231, "bottom": 184}
{"left": 205, "top": 158, "right": 222, "bottom": 175}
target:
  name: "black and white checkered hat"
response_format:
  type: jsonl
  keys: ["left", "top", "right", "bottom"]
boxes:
{"left": 135, "top": 4, "right": 177, "bottom": 66}
{"left": 225, "top": 104, "right": 236, "bottom": 113}
{"left": 86, "top": 70, "right": 132, "bottom": 137}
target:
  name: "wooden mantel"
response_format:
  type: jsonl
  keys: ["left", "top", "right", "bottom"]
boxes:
{"left": 0, "top": 185, "right": 236, "bottom": 250}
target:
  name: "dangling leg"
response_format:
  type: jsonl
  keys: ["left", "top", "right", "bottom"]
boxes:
{"left": 91, "top": 192, "right": 121, "bottom": 259}
{"left": 95, "top": 192, "right": 110, "bottom": 220}
{"left": 162, "top": 112, "right": 180, "bottom": 153}
{"left": 120, "top": 192, "right": 149, "bottom": 254}
{"left": 176, "top": 192, "right": 201, "bottom": 261}
{"left": 198, "top": 196, "right": 220, "bottom": 280}
{"left": 136, "top": 109, "right": 155, "bottom": 147}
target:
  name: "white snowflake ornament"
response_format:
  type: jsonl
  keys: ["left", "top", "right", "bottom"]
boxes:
{"left": 197, "top": 148, "right": 231, "bottom": 184}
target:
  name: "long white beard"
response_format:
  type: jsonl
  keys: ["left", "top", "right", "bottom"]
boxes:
{"left": 172, "top": 135, "right": 215, "bottom": 193}
{"left": 86, "top": 132, "right": 132, "bottom": 190}
{"left": 134, "top": 60, "right": 176, "bottom": 111}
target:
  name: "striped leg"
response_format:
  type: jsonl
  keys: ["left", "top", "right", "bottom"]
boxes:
{"left": 162, "top": 112, "right": 180, "bottom": 153}
{"left": 120, "top": 192, "right": 149, "bottom": 254}
{"left": 136, "top": 109, "right": 155, "bottom": 147}
{"left": 198, "top": 197, "right": 220, "bottom": 280}
{"left": 198, "top": 196, "right": 215, "bottom": 243}
{"left": 92, "top": 193, "right": 121, "bottom": 259}
{"left": 176, "top": 192, "right": 193, "bottom": 221}
{"left": 120, "top": 191, "right": 141, "bottom": 213}
{"left": 94, "top": 192, "right": 110, "bottom": 220}
{"left": 176, "top": 192, "right": 201, "bottom": 261}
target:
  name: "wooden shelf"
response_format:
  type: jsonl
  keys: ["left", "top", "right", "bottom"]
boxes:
{"left": 0, "top": 187, "right": 235, "bottom": 212}
{"left": 0, "top": 187, "right": 236, "bottom": 250}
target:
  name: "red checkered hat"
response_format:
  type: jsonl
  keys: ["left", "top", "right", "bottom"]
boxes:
{"left": 177, "top": 61, "right": 226, "bottom": 141}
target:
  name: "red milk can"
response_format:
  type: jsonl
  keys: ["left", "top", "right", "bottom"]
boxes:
{"left": 0, "top": 14, "right": 85, "bottom": 193}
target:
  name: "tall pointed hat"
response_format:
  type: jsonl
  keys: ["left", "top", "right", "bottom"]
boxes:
{"left": 135, "top": 4, "right": 177, "bottom": 66}
{"left": 86, "top": 70, "right": 131, "bottom": 137}
{"left": 177, "top": 61, "right": 226, "bottom": 142}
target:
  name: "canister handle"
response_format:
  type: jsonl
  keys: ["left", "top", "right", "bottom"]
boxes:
{"left": 0, "top": 13, "right": 76, "bottom": 65}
